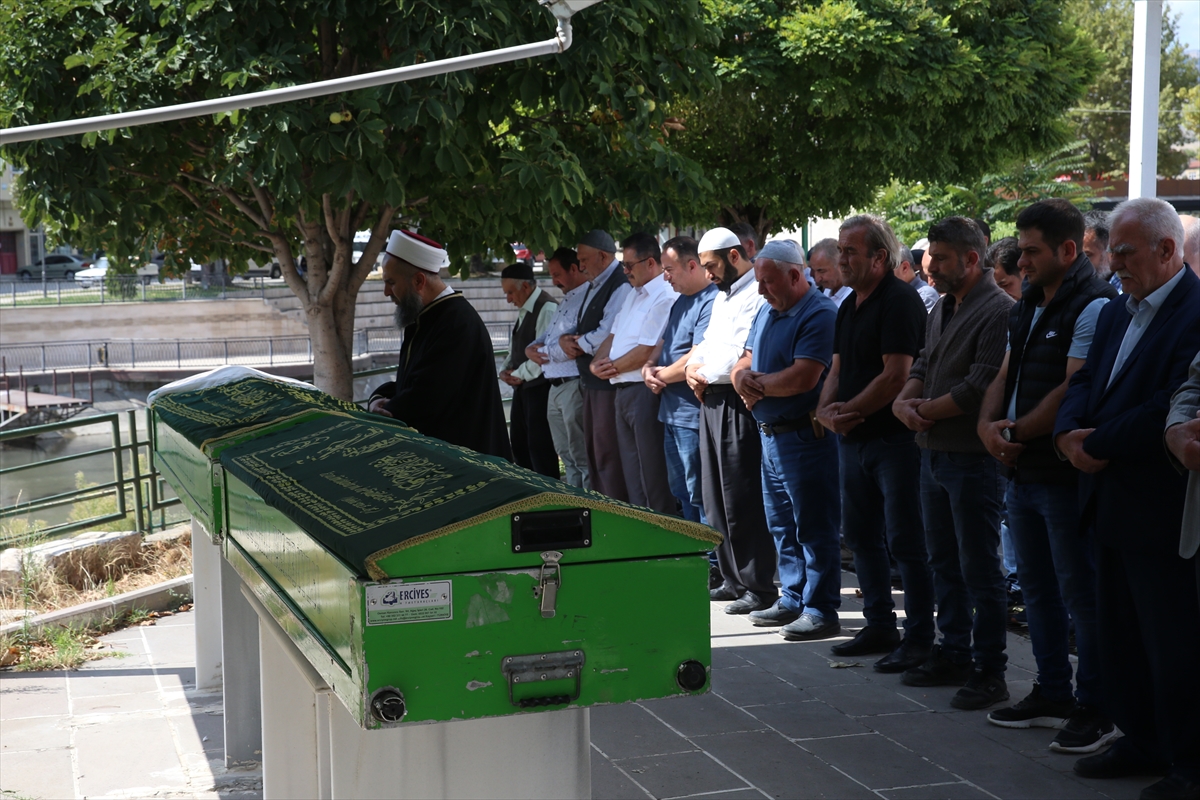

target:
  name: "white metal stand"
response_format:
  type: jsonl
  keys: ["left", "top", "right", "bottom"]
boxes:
{"left": 220, "top": 556, "right": 263, "bottom": 767}
{"left": 190, "top": 519, "right": 223, "bottom": 692}
{"left": 1129, "top": 0, "right": 1162, "bottom": 199}
{"left": 244, "top": 588, "right": 591, "bottom": 800}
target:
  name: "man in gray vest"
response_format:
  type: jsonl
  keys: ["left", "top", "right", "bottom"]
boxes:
{"left": 499, "top": 262, "right": 560, "bottom": 478}
{"left": 559, "top": 229, "right": 632, "bottom": 500}
{"left": 977, "top": 199, "right": 1116, "bottom": 751}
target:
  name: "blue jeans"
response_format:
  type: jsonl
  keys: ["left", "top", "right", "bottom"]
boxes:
{"left": 1005, "top": 480, "right": 1100, "bottom": 706}
{"left": 664, "top": 423, "right": 705, "bottom": 524}
{"left": 1000, "top": 518, "right": 1020, "bottom": 590}
{"left": 920, "top": 449, "right": 1007, "bottom": 673}
{"left": 840, "top": 433, "right": 935, "bottom": 646}
{"left": 760, "top": 427, "right": 841, "bottom": 619}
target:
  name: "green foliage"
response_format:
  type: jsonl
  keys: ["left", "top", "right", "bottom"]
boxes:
{"left": 0, "top": 0, "right": 717, "bottom": 394}
{"left": 869, "top": 142, "right": 1097, "bottom": 244}
{"left": 676, "top": 0, "right": 1100, "bottom": 239}
{"left": 1065, "top": 0, "right": 1200, "bottom": 178}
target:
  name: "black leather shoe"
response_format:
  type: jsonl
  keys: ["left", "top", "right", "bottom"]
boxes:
{"left": 710, "top": 585, "right": 739, "bottom": 602}
{"left": 724, "top": 592, "right": 773, "bottom": 615}
{"left": 873, "top": 641, "right": 932, "bottom": 673}
{"left": 1139, "top": 774, "right": 1200, "bottom": 800}
{"left": 1074, "top": 745, "right": 1167, "bottom": 780}
{"left": 830, "top": 625, "right": 901, "bottom": 657}
{"left": 709, "top": 563, "right": 723, "bottom": 590}
{"left": 900, "top": 645, "right": 972, "bottom": 687}
{"left": 748, "top": 601, "right": 801, "bottom": 627}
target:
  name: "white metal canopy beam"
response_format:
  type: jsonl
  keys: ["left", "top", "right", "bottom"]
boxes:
{"left": 1128, "top": 0, "right": 1163, "bottom": 199}
{"left": 0, "top": 0, "right": 603, "bottom": 146}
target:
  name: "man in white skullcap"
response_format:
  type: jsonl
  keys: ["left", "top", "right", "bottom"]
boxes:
{"left": 368, "top": 230, "right": 512, "bottom": 460}
{"left": 685, "top": 227, "right": 777, "bottom": 616}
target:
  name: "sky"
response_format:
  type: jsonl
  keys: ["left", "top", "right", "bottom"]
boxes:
{"left": 1166, "top": 0, "right": 1200, "bottom": 53}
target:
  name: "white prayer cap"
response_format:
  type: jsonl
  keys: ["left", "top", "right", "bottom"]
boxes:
{"left": 697, "top": 227, "right": 740, "bottom": 252}
{"left": 385, "top": 229, "right": 450, "bottom": 273}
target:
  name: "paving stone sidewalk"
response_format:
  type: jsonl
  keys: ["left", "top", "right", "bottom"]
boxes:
{"left": 1, "top": 572, "right": 1157, "bottom": 799}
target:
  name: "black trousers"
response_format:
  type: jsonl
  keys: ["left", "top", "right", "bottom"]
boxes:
{"left": 699, "top": 390, "right": 777, "bottom": 600}
{"left": 1096, "top": 542, "right": 1200, "bottom": 774}
{"left": 510, "top": 381, "right": 560, "bottom": 479}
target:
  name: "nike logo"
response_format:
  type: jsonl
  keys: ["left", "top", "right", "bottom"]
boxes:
{"left": 1045, "top": 330, "right": 1058, "bottom": 339}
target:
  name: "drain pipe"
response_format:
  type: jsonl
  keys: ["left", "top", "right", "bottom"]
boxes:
{"left": 0, "top": 0, "right": 604, "bottom": 145}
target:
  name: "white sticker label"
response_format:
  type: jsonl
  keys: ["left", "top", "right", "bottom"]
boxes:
{"left": 365, "top": 581, "right": 453, "bottom": 626}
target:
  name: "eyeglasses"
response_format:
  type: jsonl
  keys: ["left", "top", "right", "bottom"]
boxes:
{"left": 621, "top": 256, "right": 651, "bottom": 271}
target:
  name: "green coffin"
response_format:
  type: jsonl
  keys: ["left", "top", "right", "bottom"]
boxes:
{"left": 150, "top": 376, "right": 363, "bottom": 542}
{"left": 153, "top": 379, "right": 720, "bottom": 729}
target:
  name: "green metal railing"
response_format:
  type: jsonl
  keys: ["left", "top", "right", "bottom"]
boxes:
{"left": 0, "top": 409, "right": 185, "bottom": 547}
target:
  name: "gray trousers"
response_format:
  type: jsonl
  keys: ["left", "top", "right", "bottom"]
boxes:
{"left": 613, "top": 383, "right": 678, "bottom": 515}
{"left": 546, "top": 379, "right": 589, "bottom": 489}
{"left": 583, "top": 386, "right": 629, "bottom": 502}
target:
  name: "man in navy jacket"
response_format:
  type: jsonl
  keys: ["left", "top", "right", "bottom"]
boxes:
{"left": 1054, "top": 198, "right": 1200, "bottom": 798}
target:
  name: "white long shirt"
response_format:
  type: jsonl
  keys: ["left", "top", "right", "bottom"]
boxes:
{"left": 608, "top": 273, "right": 678, "bottom": 384}
{"left": 687, "top": 269, "right": 765, "bottom": 384}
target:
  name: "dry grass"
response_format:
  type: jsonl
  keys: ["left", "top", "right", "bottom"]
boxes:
{"left": 0, "top": 533, "right": 192, "bottom": 616}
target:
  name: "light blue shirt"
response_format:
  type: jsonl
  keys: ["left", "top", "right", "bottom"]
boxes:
{"left": 1006, "top": 298, "right": 1107, "bottom": 421}
{"left": 531, "top": 282, "right": 590, "bottom": 379}
{"left": 1107, "top": 265, "right": 1188, "bottom": 389}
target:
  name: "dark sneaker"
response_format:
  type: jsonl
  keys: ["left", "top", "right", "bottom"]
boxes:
{"left": 724, "top": 592, "right": 773, "bottom": 615}
{"left": 748, "top": 601, "right": 801, "bottom": 627}
{"left": 951, "top": 669, "right": 1009, "bottom": 710}
{"left": 830, "top": 625, "right": 901, "bottom": 657}
{"left": 873, "top": 640, "right": 932, "bottom": 674}
{"left": 1139, "top": 774, "right": 1200, "bottom": 800}
{"left": 779, "top": 613, "right": 840, "bottom": 641}
{"left": 900, "top": 645, "right": 972, "bottom": 687}
{"left": 988, "top": 684, "right": 1075, "bottom": 729}
{"left": 710, "top": 584, "right": 739, "bottom": 602}
{"left": 1050, "top": 705, "right": 1119, "bottom": 754}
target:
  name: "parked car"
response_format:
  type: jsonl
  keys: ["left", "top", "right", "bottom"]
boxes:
{"left": 243, "top": 258, "right": 282, "bottom": 279}
{"left": 17, "top": 253, "right": 92, "bottom": 281}
{"left": 74, "top": 257, "right": 160, "bottom": 288}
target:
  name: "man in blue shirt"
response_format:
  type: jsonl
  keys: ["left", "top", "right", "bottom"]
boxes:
{"left": 643, "top": 236, "right": 718, "bottom": 523}
{"left": 731, "top": 239, "right": 841, "bottom": 641}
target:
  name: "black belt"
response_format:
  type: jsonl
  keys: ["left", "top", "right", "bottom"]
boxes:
{"left": 547, "top": 377, "right": 578, "bottom": 387}
{"left": 758, "top": 410, "right": 825, "bottom": 439}
{"left": 614, "top": 381, "right": 640, "bottom": 389}
{"left": 702, "top": 383, "right": 736, "bottom": 397}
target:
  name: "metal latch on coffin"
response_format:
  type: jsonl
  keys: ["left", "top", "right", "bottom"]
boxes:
{"left": 533, "top": 550, "right": 562, "bottom": 618}
{"left": 501, "top": 649, "right": 585, "bottom": 708}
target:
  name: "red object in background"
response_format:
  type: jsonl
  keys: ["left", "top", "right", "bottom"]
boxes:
{"left": 0, "top": 231, "right": 17, "bottom": 274}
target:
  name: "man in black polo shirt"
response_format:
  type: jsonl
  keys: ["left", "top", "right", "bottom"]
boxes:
{"left": 816, "top": 214, "right": 935, "bottom": 672}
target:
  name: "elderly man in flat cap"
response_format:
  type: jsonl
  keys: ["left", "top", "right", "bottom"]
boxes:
{"left": 499, "top": 262, "right": 560, "bottom": 478}
{"left": 559, "top": 229, "right": 633, "bottom": 501}
{"left": 686, "top": 227, "right": 775, "bottom": 615}
{"left": 368, "top": 230, "right": 511, "bottom": 460}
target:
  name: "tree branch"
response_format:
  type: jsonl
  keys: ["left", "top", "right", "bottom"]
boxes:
{"left": 249, "top": 182, "right": 275, "bottom": 229}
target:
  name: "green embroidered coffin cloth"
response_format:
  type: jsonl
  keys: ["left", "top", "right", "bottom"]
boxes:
{"left": 215, "top": 410, "right": 721, "bottom": 579}
{"left": 151, "top": 377, "right": 366, "bottom": 454}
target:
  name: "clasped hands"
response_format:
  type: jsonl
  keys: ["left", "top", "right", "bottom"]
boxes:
{"left": 815, "top": 401, "right": 864, "bottom": 435}
{"left": 892, "top": 397, "right": 935, "bottom": 433}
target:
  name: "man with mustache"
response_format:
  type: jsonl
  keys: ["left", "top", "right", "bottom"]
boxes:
{"left": 368, "top": 230, "right": 511, "bottom": 460}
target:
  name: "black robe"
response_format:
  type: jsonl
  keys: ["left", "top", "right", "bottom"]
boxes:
{"left": 371, "top": 292, "right": 512, "bottom": 460}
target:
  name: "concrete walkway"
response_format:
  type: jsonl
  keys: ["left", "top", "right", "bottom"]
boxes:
{"left": 1, "top": 573, "right": 1157, "bottom": 799}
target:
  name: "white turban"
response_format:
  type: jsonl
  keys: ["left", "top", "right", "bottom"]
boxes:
{"left": 697, "top": 227, "right": 741, "bottom": 252}
{"left": 386, "top": 230, "right": 450, "bottom": 273}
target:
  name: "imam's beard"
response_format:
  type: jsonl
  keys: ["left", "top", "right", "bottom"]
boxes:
{"left": 393, "top": 291, "right": 424, "bottom": 329}
{"left": 715, "top": 257, "right": 739, "bottom": 293}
